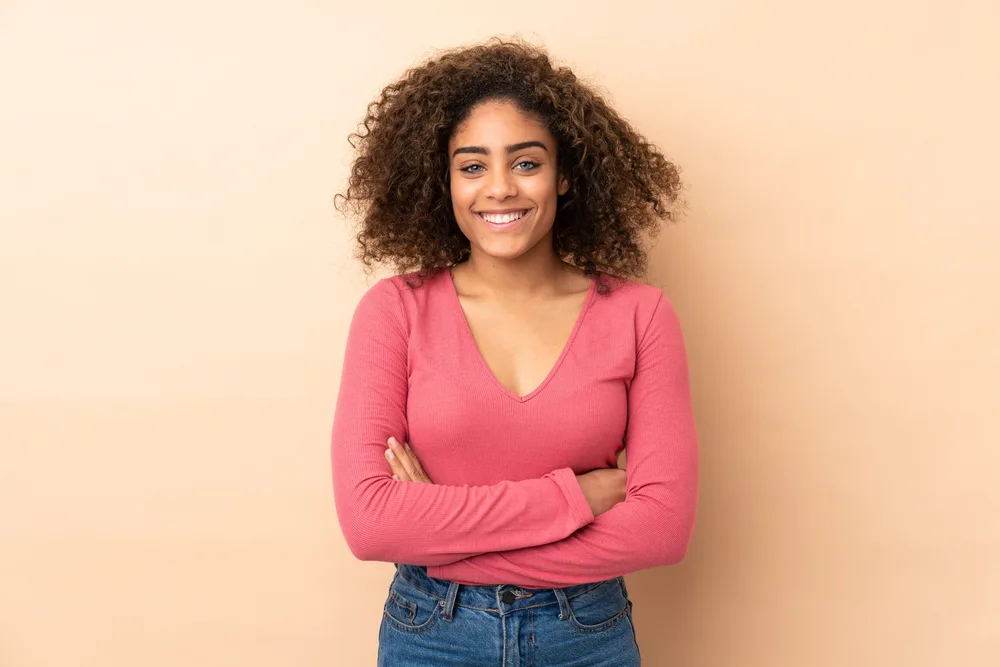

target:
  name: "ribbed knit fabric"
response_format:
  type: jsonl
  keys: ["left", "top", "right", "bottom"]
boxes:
{"left": 331, "top": 267, "right": 699, "bottom": 588}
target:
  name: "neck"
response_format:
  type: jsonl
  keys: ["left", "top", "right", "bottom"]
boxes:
{"left": 459, "top": 235, "right": 570, "bottom": 298}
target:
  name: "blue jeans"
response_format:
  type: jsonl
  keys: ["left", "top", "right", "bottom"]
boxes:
{"left": 377, "top": 564, "right": 641, "bottom": 666}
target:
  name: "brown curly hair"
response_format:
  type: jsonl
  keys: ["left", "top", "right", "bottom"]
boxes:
{"left": 334, "top": 37, "right": 683, "bottom": 284}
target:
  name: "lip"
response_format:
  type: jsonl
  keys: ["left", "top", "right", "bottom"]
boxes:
{"left": 475, "top": 208, "right": 532, "bottom": 232}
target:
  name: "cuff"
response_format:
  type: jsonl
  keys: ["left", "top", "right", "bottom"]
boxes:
{"left": 548, "top": 467, "right": 595, "bottom": 529}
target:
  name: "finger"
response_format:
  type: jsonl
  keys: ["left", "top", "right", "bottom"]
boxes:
{"left": 400, "top": 441, "right": 431, "bottom": 484}
{"left": 384, "top": 446, "right": 411, "bottom": 481}
{"left": 404, "top": 442, "right": 432, "bottom": 483}
{"left": 389, "top": 437, "right": 420, "bottom": 481}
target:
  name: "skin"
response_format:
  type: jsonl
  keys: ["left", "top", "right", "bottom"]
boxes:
{"left": 384, "top": 100, "right": 626, "bottom": 517}
{"left": 448, "top": 99, "right": 569, "bottom": 272}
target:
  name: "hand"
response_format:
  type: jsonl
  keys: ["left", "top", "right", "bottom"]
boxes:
{"left": 576, "top": 468, "right": 627, "bottom": 517}
{"left": 385, "top": 437, "right": 433, "bottom": 483}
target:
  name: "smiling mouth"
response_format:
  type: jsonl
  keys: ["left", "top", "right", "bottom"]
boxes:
{"left": 476, "top": 209, "right": 531, "bottom": 225}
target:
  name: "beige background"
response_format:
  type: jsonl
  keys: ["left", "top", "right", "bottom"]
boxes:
{"left": 2, "top": 1, "right": 998, "bottom": 665}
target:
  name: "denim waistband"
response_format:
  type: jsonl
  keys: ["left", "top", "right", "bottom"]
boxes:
{"left": 393, "top": 563, "right": 623, "bottom": 621}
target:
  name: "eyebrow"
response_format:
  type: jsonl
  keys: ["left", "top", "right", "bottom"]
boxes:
{"left": 451, "top": 141, "right": 548, "bottom": 158}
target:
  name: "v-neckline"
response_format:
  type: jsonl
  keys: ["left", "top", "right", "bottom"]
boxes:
{"left": 443, "top": 267, "right": 597, "bottom": 403}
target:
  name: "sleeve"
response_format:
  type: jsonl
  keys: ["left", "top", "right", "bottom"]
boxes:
{"left": 331, "top": 278, "right": 596, "bottom": 566}
{"left": 426, "top": 292, "right": 699, "bottom": 587}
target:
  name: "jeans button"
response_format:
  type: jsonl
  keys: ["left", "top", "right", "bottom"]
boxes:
{"left": 501, "top": 590, "right": 516, "bottom": 605}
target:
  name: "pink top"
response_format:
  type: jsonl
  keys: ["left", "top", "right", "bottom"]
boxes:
{"left": 331, "top": 267, "right": 699, "bottom": 588}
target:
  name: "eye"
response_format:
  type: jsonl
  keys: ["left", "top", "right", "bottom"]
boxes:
{"left": 514, "top": 160, "right": 539, "bottom": 171}
{"left": 459, "top": 164, "right": 485, "bottom": 173}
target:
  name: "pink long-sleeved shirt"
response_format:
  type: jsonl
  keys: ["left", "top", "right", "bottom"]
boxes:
{"left": 331, "top": 267, "right": 698, "bottom": 588}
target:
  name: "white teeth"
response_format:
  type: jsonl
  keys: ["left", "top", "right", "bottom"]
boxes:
{"left": 481, "top": 210, "right": 527, "bottom": 224}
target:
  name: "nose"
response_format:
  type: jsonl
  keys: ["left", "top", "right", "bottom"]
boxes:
{"left": 484, "top": 168, "right": 517, "bottom": 200}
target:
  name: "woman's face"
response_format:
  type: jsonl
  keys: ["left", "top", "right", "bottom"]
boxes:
{"left": 447, "top": 100, "right": 569, "bottom": 263}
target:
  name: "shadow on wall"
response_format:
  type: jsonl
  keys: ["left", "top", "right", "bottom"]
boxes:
{"left": 623, "top": 239, "right": 724, "bottom": 666}
{"left": 626, "top": 207, "right": 788, "bottom": 665}
{"left": 628, "top": 155, "right": 850, "bottom": 662}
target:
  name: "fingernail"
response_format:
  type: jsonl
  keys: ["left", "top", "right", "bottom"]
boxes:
{"left": 392, "top": 474, "right": 400, "bottom": 481}
{"left": 385, "top": 448, "right": 394, "bottom": 460}
{"left": 388, "top": 437, "right": 399, "bottom": 448}
{"left": 404, "top": 442, "right": 411, "bottom": 451}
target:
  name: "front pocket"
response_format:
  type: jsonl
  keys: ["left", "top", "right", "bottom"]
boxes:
{"left": 386, "top": 590, "right": 416, "bottom": 624}
{"left": 564, "top": 578, "right": 630, "bottom": 635}
{"left": 382, "top": 578, "right": 443, "bottom": 635}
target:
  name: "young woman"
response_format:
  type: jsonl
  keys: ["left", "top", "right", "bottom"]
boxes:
{"left": 332, "top": 38, "right": 699, "bottom": 666}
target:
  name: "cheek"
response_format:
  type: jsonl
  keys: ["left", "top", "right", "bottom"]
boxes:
{"left": 526, "top": 180, "right": 559, "bottom": 205}
{"left": 449, "top": 182, "right": 477, "bottom": 232}
{"left": 449, "top": 175, "right": 475, "bottom": 202}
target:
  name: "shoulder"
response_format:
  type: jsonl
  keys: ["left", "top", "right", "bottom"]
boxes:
{"left": 352, "top": 267, "right": 448, "bottom": 326}
{"left": 595, "top": 274, "right": 682, "bottom": 343}
{"left": 597, "top": 273, "right": 669, "bottom": 313}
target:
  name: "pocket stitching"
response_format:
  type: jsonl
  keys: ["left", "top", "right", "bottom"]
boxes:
{"left": 387, "top": 590, "right": 416, "bottom": 625}
{"left": 564, "top": 579, "right": 630, "bottom": 635}
{"left": 566, "top": 604, "right": 630, "bottom": 634}
{"left": 383, "top": 593, "right": 442, "bottom": 635}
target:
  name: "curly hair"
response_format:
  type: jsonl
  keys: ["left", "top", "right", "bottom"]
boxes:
{"left": 334, "top": 37, "right": 683, "bottom": 285}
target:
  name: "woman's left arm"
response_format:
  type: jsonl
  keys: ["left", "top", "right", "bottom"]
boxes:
{"left": 426, "top": 293, "right": 699, "bottom": 588}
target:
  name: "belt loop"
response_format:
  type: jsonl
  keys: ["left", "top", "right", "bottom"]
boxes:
{"left": 441, "top": 581, "right": 460, "bottom": 622}
{"left": 553, "top": 587, "right": 571, "bottom": 621}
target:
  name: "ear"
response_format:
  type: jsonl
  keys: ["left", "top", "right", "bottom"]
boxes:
{"left": 557, "top": 173, "right": 570, "bottom": 196}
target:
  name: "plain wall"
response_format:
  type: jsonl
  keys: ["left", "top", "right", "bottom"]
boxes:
{"left": 2, "top": 1, "right": 998, "bottom": 665}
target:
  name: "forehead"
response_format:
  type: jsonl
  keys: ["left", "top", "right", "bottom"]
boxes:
{"left": 449, "top": 100, "right": 554, "bottom": 148}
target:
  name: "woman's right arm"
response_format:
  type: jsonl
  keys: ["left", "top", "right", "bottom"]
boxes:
{"left": 331, "top": 279, "right": 596, "bottom": 566}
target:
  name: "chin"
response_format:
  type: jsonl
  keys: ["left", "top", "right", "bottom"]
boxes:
{"left": 475, "top": 242, "right": 533, "bottom": 261}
